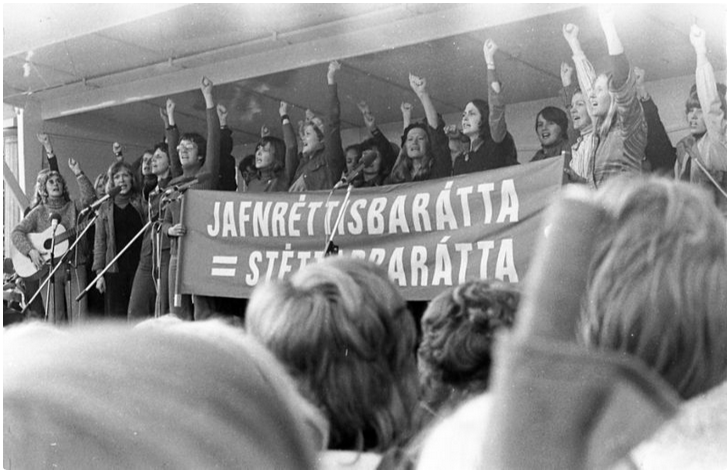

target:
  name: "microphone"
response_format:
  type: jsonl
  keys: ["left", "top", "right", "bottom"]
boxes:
{"left": 49, "top": 213, "right": 62, "bottom": 235}
{"left": 162, "top": 173, "right": 213, "bottom": 200}
{"left": 79, "top": 186, "right": 122, "bottom": 217}
{"left": 334, "top": 151, "right": 377, "bottom": 189}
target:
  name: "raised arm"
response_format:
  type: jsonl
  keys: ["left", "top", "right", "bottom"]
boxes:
{"left": 280, "top": 101, "right": 298, "bottom": 187}
{"left": 690, "top": 24, "right": 727, "bottom": 171}
{"left": 217, "top": 103, "right": 236, "bottom": 191}
{"left": 325, "top": 61, "right": 346, "bottom": 184}
{"left": 37, "top": 133, "right": 59, "bottom": 172}
{"left": 560, "top": 62, "right": 580, "bottom": 145}
{"left": 67, "top": 158, "right": 95, "bottom": 206}
{"left": 163, "top": 98, "right": 182, "bottom": 178}
{"left": 484, "top": 39, "right": 507, "bottom": 144}
{"left": 358, "top": 101, "right": 397, "bottom": 165}
{"left": 634, "top": 66, "right": 676, "bottom": 173}
{"left": 598, "top": 9, "right": 629, "bottom": 89}
{"left": 199, "top": 76, "right": 221, "bottom": 188}
{"left": 409, "top": 73, "right": 438, "bottom": 129}
{"left": 400, "top": 102, "right": 413, "bottom": 133}
{"left": 563, "top": 24, "right": 596, "bottom": 101}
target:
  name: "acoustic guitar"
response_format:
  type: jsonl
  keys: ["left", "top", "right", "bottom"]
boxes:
{"left": 11, "top": 221, "right": 91, "bottom": 279}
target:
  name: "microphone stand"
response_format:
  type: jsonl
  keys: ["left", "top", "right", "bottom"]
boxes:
{"left": 324, "top": 183, "right": 353, "bottom": 256}
{"left": 152, "top": 192, "right": 170, "bottom": 317}
{"left": 24, "top": 214, "right": 98, "bottom": 316}
{"left": 44, "top": 223, "right": 59, "bottom": 320}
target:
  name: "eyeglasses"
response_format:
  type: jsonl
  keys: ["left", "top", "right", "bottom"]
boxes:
{"left": 177, "top": 143, "right": 197, "bottom": 152}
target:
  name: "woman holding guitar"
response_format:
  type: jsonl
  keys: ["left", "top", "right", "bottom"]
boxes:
{"left": 11, "top": 157, "right": 95, "bottom": 323}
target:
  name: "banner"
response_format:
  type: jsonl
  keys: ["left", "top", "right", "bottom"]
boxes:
{"left": 177, "top": 158, "right": 564, "bottom": 300}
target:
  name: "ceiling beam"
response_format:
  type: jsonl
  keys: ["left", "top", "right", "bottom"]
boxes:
{"left": 3, "top": 4, "right": 188, "bottom": 58}
{"left": 39, "top": 4, "right": 583, "bottom": 121}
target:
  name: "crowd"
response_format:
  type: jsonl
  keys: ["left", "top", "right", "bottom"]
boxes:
{"left": 4, "top": 11, "right": 726, "bottom": 470}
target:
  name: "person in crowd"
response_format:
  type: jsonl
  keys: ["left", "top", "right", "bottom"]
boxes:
{"left": 580, "top": 176, "right": 726, "bottom": 400}
{"left": 634, "top": 66, "right": 677, "bottom": 175}
{"left": 342, "top": 144, "right": 363, "bottom": 185}
{"left": 444, "top": 124, "right": 470, "bottom": 168}
{"left": 417, "top": 279, "right": 520, "bottom": 417}
{"left": 284, "top": 61, "right": 346, "bottom": 192}
{"left": 161, "top": 76, "right": 221, "bottom": 321}
{"left": 92, "top": 161, "right": 146, "bottom": 320}
{"left": 82, "top": 171, "right": 109, "bottom": 319}
{"left": 529, "top": 106, "right": 571, "bottom": 163}
{"left": 4, "top": 319, "right": 321, "bottom": 469}
{"left": 11, "top": 155, "right": 95, "bottom": 324}
{"left": 674, "top": 24, "right": 727, "bottom": 211}
{"left": 385, "top": 74, "right": 450, "bottom": 184}
{"left": 217, "top": 103, "right": 238, "bottom": 192}
{"left": 353, "top": 101, "right": 397, "bottom": 186}
{"left": 127, "top": 103, "right": 183, "bottom": 321}
{"left": 237, "top": 101, "right": 292, "bottom": 193}
{"left": 417, "top": 175, "right": 726, "bottom": 469}
{"left": 560, "top": 60, "right": 595, "bottom": 185}
{"left": 406, "top": 38, "right": 519, "bottom": 180}
{"left": 136, "top": 149, "right": 157, "bottom": 200}
{"left": 236, "top": 153, "right": 257, "bottom": 192}
{"left": 245, "top": 256, "right": 420, "bottom": 463}
{"left": 562, "top": 10, "right": 646, "bottom": 188}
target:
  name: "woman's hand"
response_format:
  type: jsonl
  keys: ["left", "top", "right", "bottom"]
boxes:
{"left": 562, "top": 23, "right": 580, "bottom": 46}
{"left": 112, "top": 142, "right": 123, "bottom": 160}
{"left": 95, "top": 275, "right": 106, "bottom": 294}
{"left": 483, "top": 39, "right": 498, "bottom": 65}
{"left": 689, "top": 24, "right": 707, "bottom": 56}
{"left": 288, "top": 175, "right": 307, "bottom": 193}
{"left": 167, "top": 223, "right": 186, "bottom": 237}
{"left": 327, "top": 60, "right": 341, "bottom": 84}
{"left": 159, "top": 107, "right": 169, "bottom": 127}
{"left": 37, "top": 133, "right": 52, "bottom": 153}
{"left": 68, "top": 158, "right": 82, "bottom": 176}
{"left": 279, "top": 101, "right": 289, "bottom": 117}
{"left": 28, "top": 249, "right": 44, "bottom": 270}
{"left": 409, "top": 73, "right": 428, "bottom": 96}
{"left": 216, "top": 103, "right": 228, "bottom": 127}
{"left": 560, "top": 62, "right": 574, "bottom": 87}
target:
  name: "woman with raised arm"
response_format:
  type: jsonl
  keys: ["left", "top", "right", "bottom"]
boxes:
{"left": 242, "top": 101, "right": 290, "bottom": 193}
{"left": 559, "top": 59, "right": 595, "bottom": 185}
{"left": 354, "top": 101, "right": 396, "bottom": 187}
{"left": 674, "top": 24, "right": 727, "bottom": 211}
{"left": 564, "top": 10, "right": 647, "bottom": 188}
{"left": 286, "top": 61, "right": 346, "bottom": 192}
{"left": 127, "top": 103, "right": 183, "bottom": 321}
{"left": 160, "top": 77, "right": 221, "bottom": 321}
{"left": 385, "top": 74, "right": 450, "bottom": 184}
{"left": 12, "top": 155, "right": 95, "bottom": 323}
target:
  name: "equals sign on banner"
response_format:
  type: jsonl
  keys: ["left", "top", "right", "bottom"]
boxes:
{"left": 211, "top": 256, "right": 238, "bottom": 277}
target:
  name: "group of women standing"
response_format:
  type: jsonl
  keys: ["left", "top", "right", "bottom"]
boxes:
{"left": 11, "top": 9, "right": 725, "bottom": 324}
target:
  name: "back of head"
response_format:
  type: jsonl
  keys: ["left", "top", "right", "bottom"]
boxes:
{"left": 418, "top": 280, "right": 520, "bottom": 413}
{"left": 4, "top": 321, "right": 317, "bottom": 469}
{"left": 580, "top": 177, "right": 727, "bottom": 400}
{"left": 245, "top": 256, "right": 419, "bottom": 451}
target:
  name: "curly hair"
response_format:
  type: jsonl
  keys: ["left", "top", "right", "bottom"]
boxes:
{"left": 417, "top": 280, "right": 520, "bottom": 413}
{"left": 33, "top": 170, "right": 70, "bottom": 205}
{"left": 580, "top": 176, "right": 727, "bottom": 400}
{"left": 245, "top": 257, "right": 419, "bottom": 452}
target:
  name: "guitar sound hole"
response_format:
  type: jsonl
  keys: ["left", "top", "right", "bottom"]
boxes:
{"left": 43, "top": 239, "right": 52, "bottom": 250}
